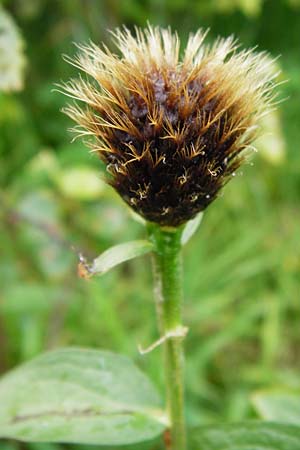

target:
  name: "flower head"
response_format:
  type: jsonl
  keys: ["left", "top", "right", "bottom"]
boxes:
{"left": 61, "top": 26, "right": 277, "bottom": 227}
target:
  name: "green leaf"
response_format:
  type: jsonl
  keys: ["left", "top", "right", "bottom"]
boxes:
{"left": 181, "top": 212, "right": 203, "bottom": 245}
{"left": 54, "top": 166, "right": 105, "bottom": 200}
{"left": 190, "top": 422, "right": 300, "bottom": 449}
{"left": 0, "top": 348, "right": 166, "bottom": 445}
{"left": 257, "top": 109, "right": 286, "bottom": 166}
{"left": 0, "top": 6, "right": 26, "bottom": 91}
{"left": 90, "top": 240, "right": 154, "bottom": 276}
{"left": 252, "top": 391, "right": 300, "bottom": 425}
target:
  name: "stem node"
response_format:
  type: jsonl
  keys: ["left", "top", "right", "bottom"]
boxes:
{"left": 138, "top": 326, "right": 188, "bottom": 355}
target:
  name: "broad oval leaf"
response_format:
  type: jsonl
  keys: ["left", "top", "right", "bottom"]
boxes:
{"left": 0, "top": 348, "right": 166, "bottom": 445}
{"left": 252, "top": 391, "right": 300, "bottom": 425}
{"left": 90, "top": 240, "right": 154, "bottom": 276}
{"left": 190, "top": 422, "right": 300, "bottom": 450}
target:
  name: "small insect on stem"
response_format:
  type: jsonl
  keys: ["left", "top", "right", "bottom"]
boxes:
{"left": 77, "top": 253, "right": 93, "bottom": 280}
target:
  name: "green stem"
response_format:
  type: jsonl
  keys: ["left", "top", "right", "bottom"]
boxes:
{"left": 148, "top": 224, "right": 187, "bottom": 450}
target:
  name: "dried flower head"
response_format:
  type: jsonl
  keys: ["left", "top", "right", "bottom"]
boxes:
{"left": 61, "top": 26, "right": 278, "bottom": 227}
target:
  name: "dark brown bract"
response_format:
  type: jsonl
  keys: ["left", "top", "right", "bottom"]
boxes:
{"left": 61, "top": 26, "right": 277, "bottom": 226}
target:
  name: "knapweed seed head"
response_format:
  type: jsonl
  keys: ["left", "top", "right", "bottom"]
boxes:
{"left": 61, "top": 26, "right": 278, "bottom": 227}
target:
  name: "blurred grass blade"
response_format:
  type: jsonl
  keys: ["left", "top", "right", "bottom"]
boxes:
{"left": 190, "top": 422, "right": 300, "bottom": 449}
{"left": 181, "top": 212, "right": 203, "bottom": 245}
{"left": 252, "top": 391, "right": 300, "bottom": 425}
{"left": 90, "top": 240, "right": 154, "bottom": 276}
{"left": 0, "top": 348, "right": 166, "bottom": 445}
{"left": 0, "top": 6, "right": 26, "bottom": 91}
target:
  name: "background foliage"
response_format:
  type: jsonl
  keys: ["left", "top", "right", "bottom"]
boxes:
{"left": 0, "top": 0, "right": 299, "bottom": 449}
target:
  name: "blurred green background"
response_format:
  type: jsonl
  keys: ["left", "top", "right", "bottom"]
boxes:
{"left": 0, "top": 0, "right": 299, "bottom": 449}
